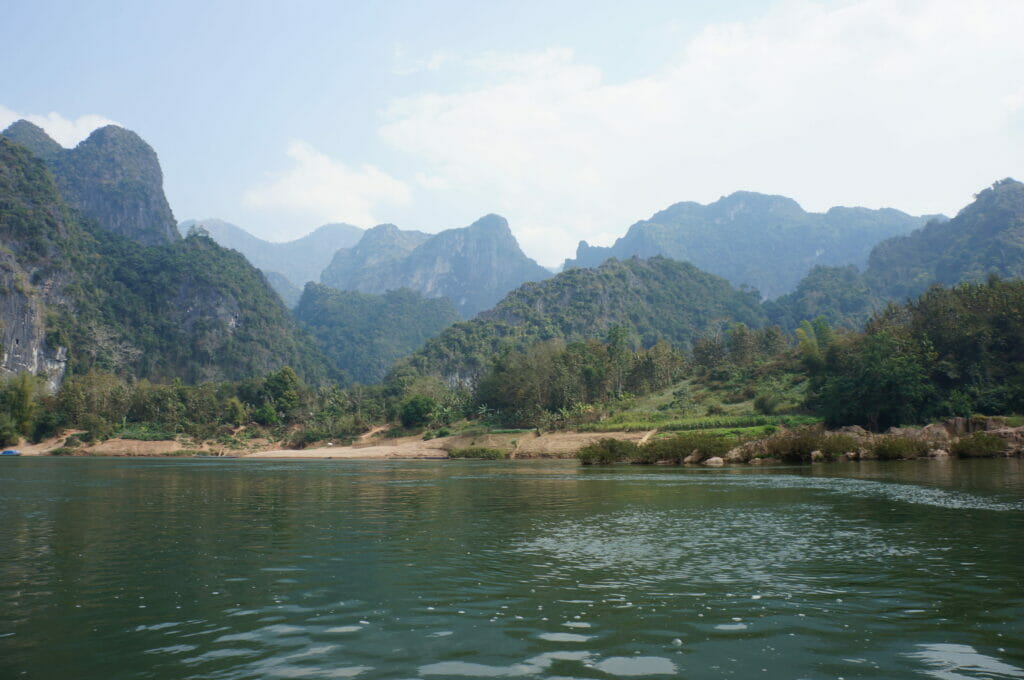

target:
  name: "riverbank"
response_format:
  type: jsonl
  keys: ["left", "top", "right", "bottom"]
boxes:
{"left": 12, "top": 417, "right": 1023, "bottom": 462}
{"left": 13, "top": 429, "right": 653, "bottom": 460}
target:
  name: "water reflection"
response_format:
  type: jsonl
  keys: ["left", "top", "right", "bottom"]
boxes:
{"left": 1, "top": 458, "right": 1022, "bottom": 679}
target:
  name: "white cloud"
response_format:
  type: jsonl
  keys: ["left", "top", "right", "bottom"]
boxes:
{"left": 244, "top": 140, "right": 410, "bottom": 230}
{"left": 0, "top": 105, "right": 119, "bottom": 147}
{"left": 378, "top": 0, "right": 1024, "bottom": 266}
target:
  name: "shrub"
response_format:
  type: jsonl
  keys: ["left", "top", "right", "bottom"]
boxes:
{"left": 763, "top": 426, "right": 827, "bottom": 463}
{"left": 0, "top": 415, "right": 20, "bottom": 448}
{"left": 818, "top": 433, "right": 858, "bottom": 460}
{"left": 754, "top": 393, "right": 781, "bottom": 416}
{"left": 576, "top": 438, "right": 639, "bottom": 465}
{"left": 951, "top": 432, "right": 1006, "bottom": 458}
{"left": 400, "top": 395, "right": 437, "bottom": 428}
{"left": 118, "top": 424, "right": 175, "bottom": 441}
{"left": 78, "top": 414, "right": 113, "bottom": 441}
{"left": 639, "top": 431, "right": 732, "bottom": 464}
{"left": 448, "top": 447, "right": 506, "bottom": 460}
{"left": 871, "top": 436, "right": 929, "bottom": 460}
{"left": 50, "top": 447, "right": 77, "bottom": 456}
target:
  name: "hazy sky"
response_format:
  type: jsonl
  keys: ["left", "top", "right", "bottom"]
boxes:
{"left": 2, "top": 0, "right": 1022, "bottom": 266}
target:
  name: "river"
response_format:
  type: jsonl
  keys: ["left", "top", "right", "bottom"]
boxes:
{"left": 2, "top": 458, "right": 1023, "bottom": 679}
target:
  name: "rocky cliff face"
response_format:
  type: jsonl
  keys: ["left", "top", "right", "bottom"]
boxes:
{"left": 2, "top": 120, "right": 179, "bottom": 246}
{"left": 0, "top": 135, "right": 331, "bottom": 387}
{"left": 320, "top": 215, "right": 551, "bottom": 317}
{"left": 0, "top": 139, "right": 74, "bottom": 389}
{"left": 564, "top": 191, "right": 937, "bottom": 299}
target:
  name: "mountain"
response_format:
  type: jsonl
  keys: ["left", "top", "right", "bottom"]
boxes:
{"left": 294, "top": 283, "right": 460, "bottom": 384}
{"left": 769, "top": 179, "right": 1024, "bottom": 329}
{"left": 2, "top": 120, "right": 179, "bottom": 246}
{"left": 864, "top": 178, "right": 1024, "bottom": 300}
{"left": 0, "top": 139, "right": 81, "bottom": 389}
{"left": 262, "top": 271, "right": 303, "bottom": 308}
{"left": 179, "top": 218, "right": 364, "bottom": 288}
{"left": 320, "top": 223, "right": 430, "bottom": 291}
{"left": 764, "top": 265, "right": 883, "bottom": 331}
{"left": 565, "top": 191, "right": 937, "bottom": 298}
{"left": 400, "top": 256, "right": 767, "bottom": 385}
{"left": 320, "top": 214, "right": 552, "bottom": 317}
{"left": 0, "top": 136, "right": 330, "bottom": 386}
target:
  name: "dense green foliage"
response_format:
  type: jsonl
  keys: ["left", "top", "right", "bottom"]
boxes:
{"left": 950, "top": 432, "right": 1007, "bottom": 458}
{"left": 295, "top": 283, "right": 460, "bottom": 384}
{"left": 402, "top": 257, "right": 766, "bottom": 385}
{"left": 0, "top": 137, "right": 331, "bottom": 385}
{"left": 866, "top": 179, "right": 1024, "bottom": 300}
{"left": 766, "top": 265, "right": 883, "bottom": 330}
{"left": 472, "top": 332, "right": 684, "bottom": 427}
{"left": 566, "top": 191, "right": 931, "bottom": 298}
{"left": 773, "top": 179, "right": 1024, "bottom": 329}
{"left": 807, "top": 278, "right": 1024, "bottom": 429}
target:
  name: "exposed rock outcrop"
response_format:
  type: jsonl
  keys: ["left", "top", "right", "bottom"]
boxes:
{"left": 2, "top": 120, "right": 179, "bottom": 246}
{"left": 321, "top": 215, "right": 551, "bottom": 318}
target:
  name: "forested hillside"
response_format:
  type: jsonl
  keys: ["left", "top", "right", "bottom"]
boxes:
{"left": 0, "top": 136, "right": 330, "bottom": 386}
{"left": 400, "top": 256, "right": 767, "bottom": 384}
{"left": 295, "top": 283, "right": 460, "bottom": 384}
{"left": 770, "top": 179, "right": 1024, "bottom": 329}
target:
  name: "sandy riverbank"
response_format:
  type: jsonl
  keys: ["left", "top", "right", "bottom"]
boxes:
{"left": 14, "top": 429, "right": 652, "bottom": 459}
{"left": 243, "top": 430, "right": 652, "bottom": 459}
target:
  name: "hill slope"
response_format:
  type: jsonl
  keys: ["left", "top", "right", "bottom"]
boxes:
{"left": 565, "top": 191, "right": 936, "bottom": 298}
{"left": 320, "top": 215, "right": 551, "bottom": 317}
{"left": 770, "top": 179, "right": 1024, "bottom": 329}
{"left": 401, "top": 256, "right": 767, "bottom": 384}
{"left": 294, "top": 283, "right": 460, "bottom": 384}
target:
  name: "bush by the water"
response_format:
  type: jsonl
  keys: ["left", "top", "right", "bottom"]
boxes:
{"left": 762, "top": 427, "right": 858, "bottom": 462}
{"left": 951, "top": 432, "right": 1006, "bottom": 458}
{"left": 576, "top": 438, "right": 639, "bottom": 465}
{"left": 448, "top": 447, "right": 506, "bottom": 460}
{"left": 577, "top": 432, "right": 731, "bottom": 465}
{"left": 636, "top": 431, "right": 732, "bottom": 464}
{"left": 871, "top": 436, "right": 929, "bottom": 460}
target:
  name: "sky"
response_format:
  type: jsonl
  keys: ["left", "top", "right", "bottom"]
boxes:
{"left": 2, "top": 0, "right": 1023, "bottom": 267}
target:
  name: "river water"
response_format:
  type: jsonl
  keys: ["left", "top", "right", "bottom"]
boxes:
{"left": 1, "top": 458, "right": 1023, "bottom": 679}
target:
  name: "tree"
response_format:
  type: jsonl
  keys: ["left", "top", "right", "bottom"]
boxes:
{"left": 400, "top": 395, "right": 437, "bottom": 428}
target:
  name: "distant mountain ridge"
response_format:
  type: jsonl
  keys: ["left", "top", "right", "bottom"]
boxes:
{"left": 320, "top": 214, "right": 552, "bottom": 318}
{"left": 565, "top": 191, "right": 940, "bottom": 298}
{"left": 179, "top": 218, "right": 364, "bottom": 289}
{"left": 768, "top": 179, "right": 1024, "bottom": 329}
{"left": 2, "top": 120, "right": 180, "bottom": 246}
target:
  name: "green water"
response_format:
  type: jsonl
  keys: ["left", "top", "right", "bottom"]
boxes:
{"left": 1, "top": 458, "right": 1023, "bottom": 679}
